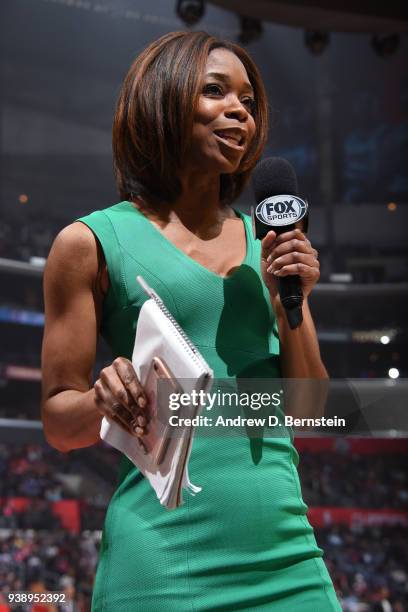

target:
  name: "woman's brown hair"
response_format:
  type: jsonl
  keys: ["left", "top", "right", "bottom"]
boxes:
{"left": 112, "top": 31, "right": 269, "bottom": 206}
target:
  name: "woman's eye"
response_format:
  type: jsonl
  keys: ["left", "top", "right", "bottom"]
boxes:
{"left": 203, "top": 83, "right": 223, "bottom": 96}
{"left": 242, "top": 97, "right": 256, "bottom": 114}
{"left": 202, "top": 85, "right": 256, "bottom": 113}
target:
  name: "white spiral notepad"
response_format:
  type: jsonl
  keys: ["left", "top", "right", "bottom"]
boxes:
{"left": 100, "top": 276, "right": 214, "bottom": 509}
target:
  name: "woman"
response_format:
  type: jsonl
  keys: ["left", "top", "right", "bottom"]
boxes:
{"left": 41, "top": 31, "right": 341, "bottom": 611}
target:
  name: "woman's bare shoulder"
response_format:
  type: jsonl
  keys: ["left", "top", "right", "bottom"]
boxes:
{"left": 45, "top": 222, "right": 102, "bottom": 288}
{"left": 51, "top": 221, "right": 98, "bottom": 255}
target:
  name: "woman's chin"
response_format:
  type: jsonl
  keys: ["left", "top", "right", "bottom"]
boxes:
{"left": 186, "top": 149, "right": 242, "bottom": 177}
{"left": 208, "top": 153, "right": 242, "bottom": 176}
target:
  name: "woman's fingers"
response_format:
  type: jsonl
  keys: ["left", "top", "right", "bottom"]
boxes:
{"left": 267, "top": 251, "right": 319, "bottom": 274}
{"left": 261, "top": 228, "right": 321, "bottom": 298}
{"left": 94, "top": 357, "right": 149, "bottom": 437}
{"left": 267, "top": 238, "right": 315, "bottom": 262}
{"left": 274, "top": 262, "right": 320, "bottom": 281}
{"left": 273, "top": 228, "right": 307, "bottom": 245}
{"left": 264, "top": 228, "right": 319, "bottom": 275}
{"left": 94, "top": 381, "right": 136, "bottom": 434}
{"left": 112, "top": 404, "right": 141, "bottom": 435}
{"left": 261, "top": 231, "right": 276, "bottom": 260}
{"left": 113, "top": 357, "right": 148, "bottom": 409}
{"left": 100, "top": 367, "right": 136, "bottom": 418}
{"left": 268, "top": 239, "right": 316, "bottom": 261}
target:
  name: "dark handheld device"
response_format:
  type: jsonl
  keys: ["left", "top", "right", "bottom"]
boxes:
{"left": 251, "top": 157, "right": 309, "bottom": 330}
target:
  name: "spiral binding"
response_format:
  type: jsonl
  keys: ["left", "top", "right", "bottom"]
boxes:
{"left": 153, "top": 295, "right": 208, "bottom": 367}
{"left": 136, "top": 275, "right": 210, "bottom": 374}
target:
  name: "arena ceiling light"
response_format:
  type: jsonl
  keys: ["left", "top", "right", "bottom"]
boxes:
{"left": 352, "top": 329, "right": 398, "bottom": 344}
{"left": 176, "top": 0, "right": 206, "bottom": 26}
{"left": 304, "top": 30, "right": 330, "bottom": 55}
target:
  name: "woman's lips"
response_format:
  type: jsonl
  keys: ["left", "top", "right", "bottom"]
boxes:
{"left": 213, "top": 131, "right": 245, "bottom": 151}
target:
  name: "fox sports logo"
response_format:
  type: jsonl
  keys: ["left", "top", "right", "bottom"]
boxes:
{"left": 255, "top": 195, "right": 308, "bottom": 227}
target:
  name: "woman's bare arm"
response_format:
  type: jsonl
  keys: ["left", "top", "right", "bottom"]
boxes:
{"left": 41, "top": 223, "right": 107, "bottom": 452}
{"left": 260, "top": 228, "right": 329, "bottom": 425}
{"left": 41, "top": 222, "right": 148, "bottom": 453}
{"left": 273, "top": 297, "right": 328, "bottom": 380}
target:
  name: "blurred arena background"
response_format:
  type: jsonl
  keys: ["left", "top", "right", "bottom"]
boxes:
{"left": 0, "top": 1, "right": 407, "bottom": 610}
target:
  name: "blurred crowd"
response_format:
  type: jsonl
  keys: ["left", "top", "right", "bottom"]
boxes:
{"left": 2, "top": 443, "right": 407, "bottom": 513}
{"left": 0, "top": 442, "right": 407, "bottom": 610}
{"left": 0, "top": 529, "right": 98, "bottom": 611}
{"left": 0, "top": 400, "right": 42, "bottom": 422}
{"left": 0, "top": 444, "right": 86, "bottom": 501}
{"left": 318, "top": 524, "right": 407, "bottom": 611}
{"left": 299, "top": 450, "right": 408, "bottom": 510}
{"left": 0, "top": 216, "right": 63, "bottom": 262}
{"left": 0, "top": 499, "right": 62, "bottom": 532}
{"left": 0, "top": 443, "right": 118, "bottom": 533}
{"left": 0, "top": 525, "right": 406, "bottom": 611}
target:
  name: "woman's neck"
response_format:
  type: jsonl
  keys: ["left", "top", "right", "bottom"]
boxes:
{"left": 134, "top": 172, "right": 236, "bottom": 233}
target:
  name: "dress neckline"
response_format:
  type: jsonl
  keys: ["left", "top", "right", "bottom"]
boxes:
{"left": 123, "top": 201, "right": 253, "bottom": 281}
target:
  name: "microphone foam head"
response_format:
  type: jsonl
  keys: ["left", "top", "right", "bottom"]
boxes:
{"left": 252, "top": 157, "right": 298, "bottom": 203}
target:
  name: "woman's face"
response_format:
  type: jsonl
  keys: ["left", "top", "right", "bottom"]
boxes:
{"left": 187, "top": 48, "right": 257, "bottom": 176}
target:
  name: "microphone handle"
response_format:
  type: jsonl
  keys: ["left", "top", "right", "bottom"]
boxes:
{"left": 278, "top": 274, "right": 303, "bottom": 330}
{"left": 253, "top": 219, "right": 306, "bottom": 329}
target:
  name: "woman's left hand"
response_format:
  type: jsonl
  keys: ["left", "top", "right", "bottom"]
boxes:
{"left": 261, "top": 228, "right": 320, "bottom": 301}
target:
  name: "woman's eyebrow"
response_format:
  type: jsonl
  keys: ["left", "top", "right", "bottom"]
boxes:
{"left": 205, "top": 71, "right": 254, "bottom": 94}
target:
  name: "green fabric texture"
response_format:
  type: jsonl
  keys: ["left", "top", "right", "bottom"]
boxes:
{"left": 77, "top": 201, "right": 341, "bottom": 611}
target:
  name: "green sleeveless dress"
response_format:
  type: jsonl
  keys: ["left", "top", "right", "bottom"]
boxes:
{"left": 78, "top": 201, "right": 341, "bottom": 611}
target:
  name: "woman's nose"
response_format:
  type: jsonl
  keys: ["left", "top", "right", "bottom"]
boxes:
{"left": 224, "top": 96, "right": 249, "bottom": 122}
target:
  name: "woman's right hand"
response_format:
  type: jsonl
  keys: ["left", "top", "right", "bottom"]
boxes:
{"left": 94, "top": 357, "right": 149, "bottom": 438}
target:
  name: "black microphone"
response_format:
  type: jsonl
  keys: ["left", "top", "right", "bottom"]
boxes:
{"left": 251, "top": 157, "right": 309, "bottom": 330}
